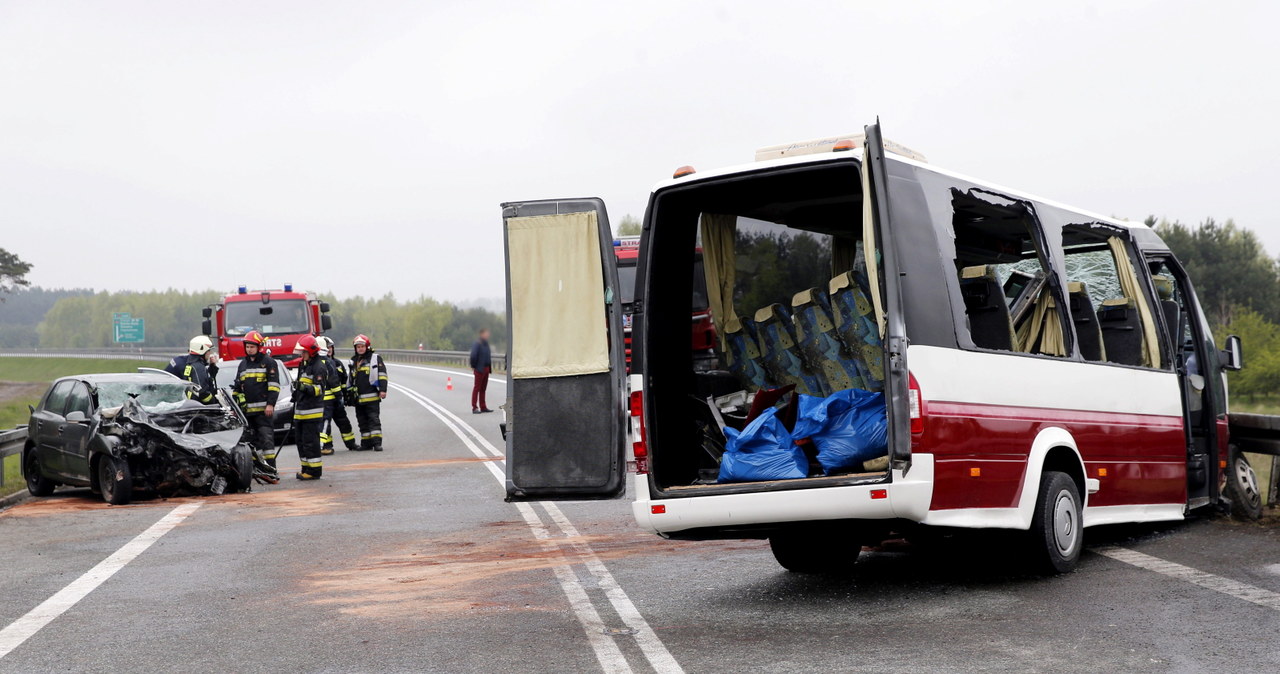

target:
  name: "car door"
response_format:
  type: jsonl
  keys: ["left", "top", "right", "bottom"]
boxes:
{"left": 59, "top": 382, "right": 95, "bottom": 482}
{"left": 862, "top": 121, "right": 913, "bottom": 472}
{"left": 500, "top": 197, "right": 627, "bottom": 500}
{"left": 32, "top": 380, "right": 74, "bottom": 475}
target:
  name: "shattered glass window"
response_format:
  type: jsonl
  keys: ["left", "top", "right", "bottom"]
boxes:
{"left": 96, "top": 382, "right": 192, "bottom": 411}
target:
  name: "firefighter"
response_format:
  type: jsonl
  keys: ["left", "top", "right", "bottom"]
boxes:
{"left": 317, "top": 336, "right": 359, "bottom": 453}
{"left": 232, "top": 330, "right": 280, "bottom": 467}
{"left": 350, "top": 334, "right": 388, "bottom": 451}
{"left": 292, "top": 335, "right": 326, "bottom": 480}
{"left": 165, "top": 335, "right": 220, "bottom": 403}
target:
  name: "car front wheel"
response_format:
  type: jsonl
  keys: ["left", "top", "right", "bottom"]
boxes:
{"left": 97, "top": 455, "right": 133, "bottom": 506}
{"left": 24, "top": 449, "right": 58, "bottom": 497}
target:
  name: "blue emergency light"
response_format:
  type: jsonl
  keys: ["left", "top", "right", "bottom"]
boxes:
{"left": 237, "top": 285, "right": 247, "bottom": 294}
{"left": 284, "top": 283, "right": 293, "bottom": 292}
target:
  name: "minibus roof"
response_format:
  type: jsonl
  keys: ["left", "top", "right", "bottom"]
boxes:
{"left": 649, "top": 147, "right": 1161, "bottom": 245}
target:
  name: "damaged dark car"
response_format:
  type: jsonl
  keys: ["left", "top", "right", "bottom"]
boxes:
{"left": 22, "top": 372, "right": 257, "bottom": 505}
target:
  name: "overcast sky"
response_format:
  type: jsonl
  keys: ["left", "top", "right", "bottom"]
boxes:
{"left": 2, "top": 1, "right": 1277, "bottom": 305}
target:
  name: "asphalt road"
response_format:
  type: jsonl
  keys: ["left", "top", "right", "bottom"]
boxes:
{"left": 2, "top": 363, "right": 1279, "bottom": 673}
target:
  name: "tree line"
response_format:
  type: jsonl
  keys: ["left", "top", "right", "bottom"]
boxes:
{"left": 2, "top": 286, "right": 505, "bottom": 353}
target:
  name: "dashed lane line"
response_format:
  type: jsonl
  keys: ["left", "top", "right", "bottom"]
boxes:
{"left": 1095, "top": 546, "right": 1280, "bottom": 612}
{"left": 390, "top": 381, "right": 684, "bottom": 674}
{"left": 0, "top": 503, "right": 202, "bottom": 660}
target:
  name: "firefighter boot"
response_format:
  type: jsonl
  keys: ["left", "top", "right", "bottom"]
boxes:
{"left": 320, "top": 432, "right": 334, "bottom": 455}
{"left": 296, "top": 467, "right": 322, "bottom": 481}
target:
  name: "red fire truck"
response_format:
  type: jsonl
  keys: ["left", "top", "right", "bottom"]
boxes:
{"left": 201, "top": 284, "right": 333, "bottom": 364}
{"left": 614, "top": 236, "right": 716, "bottom": 371}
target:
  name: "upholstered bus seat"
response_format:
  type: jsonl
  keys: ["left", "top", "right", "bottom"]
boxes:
{"left": 959, "top": 265, "right": 1015, "bottom": 351}
{"left": 1067, "top": 281, "right": 1105, "bottom": 362}
{"left": 1152, "top": 275, "right": 1183, "bottom": 347}
{"left": 791, "top": 288, "right": 864, "bottom": 394}
{"left": 753, "top": 304, "right": 825, "bottom": 396}
{"left": 1097, "top": 298, "right": 1143, "bottom": 366}
{"left": 722, "top": 316, "right": 771, "bottom": 391}
{"left": 828, "top": 270, "right": 884, "bottom": 391}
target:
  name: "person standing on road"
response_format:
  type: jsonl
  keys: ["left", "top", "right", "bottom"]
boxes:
{"left": 318, "top": 336, "right": 359, "bottom": 453}
{"left": 292, "top": 335, "right": 326, "bottom": 480}
{"left": 350, "top": 334, "right": 388, "bottom": 451}
{"left": 469, "top": 328, "right": 493, "bottom": 414}
{"left": 165, "top": 335, "right": 220, "bottom": 403}
{"left": 232, "top": 331, "right": 281, "bottom": 467}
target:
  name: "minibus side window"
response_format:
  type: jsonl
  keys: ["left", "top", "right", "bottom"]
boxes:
{"left": 947, "top": 189, "right": 1068, "bottom": 358}
{"left": 1061, "top": 225, "right": 1166, "bottom": 369}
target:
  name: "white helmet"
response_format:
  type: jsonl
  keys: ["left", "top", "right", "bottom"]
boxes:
{"left": 189, "top": 335, "right": 214, "bottom": 356}
{"left": 318, "top": 336, "right": 334, "bottom": 356}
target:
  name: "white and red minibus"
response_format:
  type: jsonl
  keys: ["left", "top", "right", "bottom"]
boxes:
{"left": 499, "top": 122, "right": 1259, "bottom": 574}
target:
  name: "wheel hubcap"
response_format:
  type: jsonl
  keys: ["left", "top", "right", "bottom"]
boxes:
{"left": 1053, "top": 491, "right": 1078, "bottom": 555}
{"left": 1236, "top": 458, "right": 1261, "bottom": 508}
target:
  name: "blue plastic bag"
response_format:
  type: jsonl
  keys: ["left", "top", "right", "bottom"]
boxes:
{"left": 792, "top": 389, "right": 888, "bottom": 474}
{"left": 717, "top": 407, "right": 809, "bottom": 483}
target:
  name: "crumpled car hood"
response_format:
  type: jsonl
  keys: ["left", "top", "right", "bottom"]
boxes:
{"left": 118, "top": 398, "right": 241, "bottom": 456}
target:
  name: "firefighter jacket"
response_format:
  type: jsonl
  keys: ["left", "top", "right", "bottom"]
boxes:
{"left": 165, "top": 353, "right": 217, "bottom": 404}
{"left": 293, "top": 356, "right": 327, "bottom": 422}
{"left": 318, "top": 355, "right": 346, "bottom": 402}
{"left": 350, "top": 350, "right": 388, "bottom": 405}
{"left": 232, "top": 353, "right": 280, "bottom": 414}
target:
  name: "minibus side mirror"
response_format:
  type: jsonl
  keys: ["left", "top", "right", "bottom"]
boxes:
{"left": 201, "top": 319, "right": 212, "bottom": 336}
{"left": 1221, "top": 334, "right": 1243, "bottom": 371}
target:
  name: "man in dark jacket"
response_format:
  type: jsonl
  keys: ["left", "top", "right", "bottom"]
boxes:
{"left": 232, "top": 330, "right": 280, "bottom": 467}
{"left": 317, "top": 336, "right": 359, "bottom": 453}
{"left": 469, "top": 328, "right": 493, "bottom": 414}
{"left": 350, "top": 334, "right": 388, "bottom": 451}
{"left": 165, "top": 335, "right": 219, "bottom": 403}
{"left": 292, "top": 335, "right": 326, "bottom": 480}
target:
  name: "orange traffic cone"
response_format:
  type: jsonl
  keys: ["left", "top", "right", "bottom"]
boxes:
{"left": 446, "top": 377, "right": 453, "bottom": 391}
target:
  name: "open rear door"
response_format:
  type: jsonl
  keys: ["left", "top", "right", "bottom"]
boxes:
{"left": 501, "top": 198, "right": 627, "bottom": 500}
{"left": 862, "top": 121, "right": 913, "bottom": 473}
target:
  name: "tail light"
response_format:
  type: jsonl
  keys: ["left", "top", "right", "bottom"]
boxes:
{"left": 630, "top": 390, "right": 649, "bottom": 474}
{"left": 908, "top": 372, "right": 924, "bottom": 435}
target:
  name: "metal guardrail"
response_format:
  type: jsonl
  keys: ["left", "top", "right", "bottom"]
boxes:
{"left": 0, "top": 347, "right": 505, "bottom": 372}
{"left": 0, "top": 428, "right": 27, "bottom": 493}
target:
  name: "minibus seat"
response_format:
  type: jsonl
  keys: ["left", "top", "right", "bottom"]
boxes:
{"left": 1097, "top": 298, "right": 1143, "bottom": 366}
{"left": 791, "top": 288, "right": 865, "bottom": 393}
{"left": 722, "top": 316, "right": 771, "bottom": 391}
{"left": 1152, "top": 275, "right": 1184, "bottom": 347}
{"left": 828, "top": 271, "right": 884, "bottom": 391}
{"left": 754, "top": 304, "right": 825, "bottom": 396}
{"left": 959, "top": 265, "right": 1015, "bottom": 351}
{"left": 1067, "top": 281, "right": 1105, "bottom": 361}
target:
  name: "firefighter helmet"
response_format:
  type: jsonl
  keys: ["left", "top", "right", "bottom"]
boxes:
{"left": 353, "top": 334, "right": 371, "bottom": 347}
{"left": 189, "top": 335, "right": 214, "bottom": 356}
{"left": 243, "top": 330, "right": 267, "bottom": 348}
{"left": 318, "top": 336, "right": 336, "bottom": 354}
{"left": 295, "top": 335, "right": 320, "bottom": 356}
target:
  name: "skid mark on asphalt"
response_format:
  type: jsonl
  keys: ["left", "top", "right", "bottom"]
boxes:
{"left": 391, "top": 381, "right": 685, "bottom": 674}
{"left": 1096, "top": 546, "right": 1280, "bottom": 612}
{"left": 0, "top": 503, "right": 201, "bottom": 660}
{"left": 3, "top": 489, "right": 344, "bottom": 520}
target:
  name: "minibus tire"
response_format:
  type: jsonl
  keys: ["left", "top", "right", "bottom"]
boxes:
{"left": 1224, "top": 448, "right": 1263, "bottom": 521}
{"left": 769, "top": 529, "right": 861, "bottom": 574}
{"left": 1028, "top": 471, "right": 1083, "bottom": 575}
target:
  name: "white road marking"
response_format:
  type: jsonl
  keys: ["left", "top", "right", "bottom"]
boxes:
{"left": 389, "top": 362, "right": 507, "bottom": 385}
{"left": 390, "top": 380, "right": 684, "bottom": 674}
{"left": 1096, "top": 546, "right": 1280, "bottom": 612}
{"left": 0, "top": 503, "right": 202, "bottom": 659}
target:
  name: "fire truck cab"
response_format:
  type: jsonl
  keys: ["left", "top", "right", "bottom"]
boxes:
{"left": 202, "top": 284, "right": 333, "bottom": 364}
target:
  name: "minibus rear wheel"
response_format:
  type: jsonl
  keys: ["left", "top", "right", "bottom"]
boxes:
{"left": 769, "top": 528, "right": 861, "bottom": 574}
{"left": 1028, "top": 470, "right": 1083, "bottom": 575}
{"left": 1223, "top": 447, "right": 1263, "bottom": 521}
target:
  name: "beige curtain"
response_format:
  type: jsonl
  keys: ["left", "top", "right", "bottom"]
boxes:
{"left": 699, "top": 213, "right": 739, "bottom": 343}
{"left": 1015, "top": 290, "right": 1066, "bottom": 356}
{"left": 507, "top": 212, "right": 610, "bottom": 379}
{"left": 1108, "top": 237, "right": 1161, "bottom": 368}
{"left": 860, "top": 157, "right": 886, "bottom": 337}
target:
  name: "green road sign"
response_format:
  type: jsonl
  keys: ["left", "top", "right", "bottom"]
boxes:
{"left": 113, "top": 315, "right": 145, "bottom": 343}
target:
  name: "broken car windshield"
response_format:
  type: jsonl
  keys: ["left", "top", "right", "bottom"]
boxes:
{"left": 96, "top": 382, "right": 193, "bottom": 411}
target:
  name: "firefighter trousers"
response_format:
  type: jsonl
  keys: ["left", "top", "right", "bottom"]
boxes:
{"left": 324, "top": 398, "right": 357, "bottom": 449}
{"left": 296, "top": 418, "right": 323, "bottom": 477}
{"left": 244, "top": 413, "right": 274, "bottom": 459}
{"left": 355, "top": 401, "right": 382, "bottom": 450}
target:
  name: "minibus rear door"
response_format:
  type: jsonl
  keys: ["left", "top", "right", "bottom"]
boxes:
{"left": 863, "top": 121, "right": 913, "bottom": 472}
{"left": 500, "top": 198, "right": 628, "bottom": 500}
